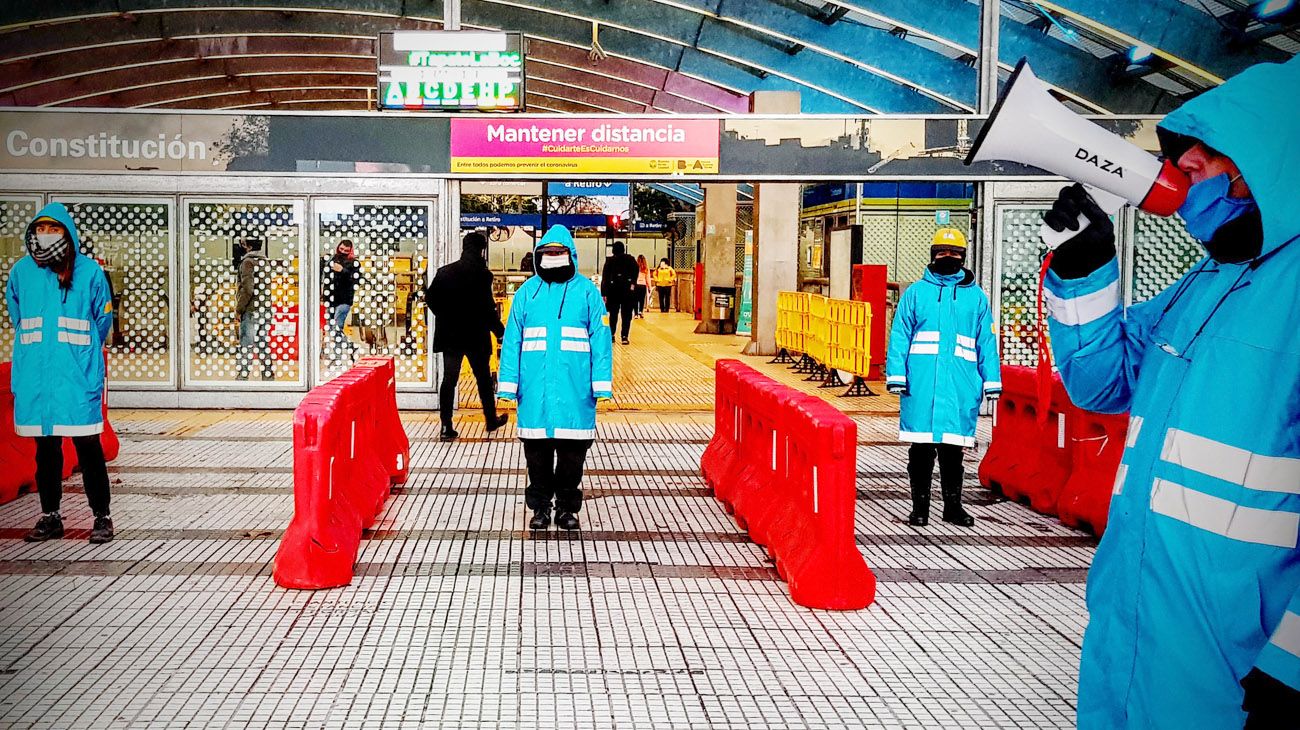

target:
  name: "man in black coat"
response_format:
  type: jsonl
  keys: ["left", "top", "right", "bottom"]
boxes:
{"left": 426, "top": 232, "right": 509, "bottom": 441}
{"left": 601, "top": 241, "right": 639, "bottom": 345}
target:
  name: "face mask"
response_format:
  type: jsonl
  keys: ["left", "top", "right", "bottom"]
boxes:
{"left": 929, "top": 257, "right": 962, "bottom": 276}
{"left": 539, "top": 252, "right": 570, "bottom": 269}
{"left": 27, "top": 230, "right": 69, "bottom": 266}
{"left": 1177, "top": 173, "right": 1257, "bottom": 242}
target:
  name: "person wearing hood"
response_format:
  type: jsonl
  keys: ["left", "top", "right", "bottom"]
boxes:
{"left": 497, "top": 225, "right": 613, "bottom": 531}
{"left": 426, "top": 231, "right": 509, "bottom": 442}
{"left": 1042, "top": 57, "right": 1300, "bottom": 729}
{"left": 885, "top": 228, "right": 1001, "bottom": 528}
{"left": 5, "top": 203, "right": 115, "bottom": 544}
{"left": 235, "top": 236, "right": 274, "bottom": 381}
{"left": 601, "top": 241, "right": 639, "bottom": 345}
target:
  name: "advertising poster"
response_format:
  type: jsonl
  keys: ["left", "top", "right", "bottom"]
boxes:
{"left": 450, "top": 118, "right": 719, "bottom": 174}
{"left": 737, "top": 231, "right": 754, "bottom": 336}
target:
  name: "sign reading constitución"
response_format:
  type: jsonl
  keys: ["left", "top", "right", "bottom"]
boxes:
{"left": 378, "top": 31, "right": 525, "bottom": 111}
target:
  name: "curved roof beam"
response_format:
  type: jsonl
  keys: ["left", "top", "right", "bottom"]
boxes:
{"left": 470, "top": 0, "right": 953, "bottom": 111}
{"left": 0, "top": 8, "right": 747, "bottom": 112}
{"left": 1035, "top": 0, "right": 1289, "bottom": 85}
{"left": 828, "top": 0, "right": 1174, "bottom": 113}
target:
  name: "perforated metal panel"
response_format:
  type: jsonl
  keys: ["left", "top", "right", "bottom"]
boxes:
{"left": 62, "top": 199, "right": 174, "bottom": 385}
{"left": 668, "top": 212, "right": 696, "bottom": 269}
{"left": 315, "top": 201, "right": 432, "bottom": 385}
{"left": 0, "top": 197, "right": 42, "bottom": 361}
{"left": 1132, "top": 211, "right": 1201, "bottom": 303}
{"left": 997, "top": 206, "right": 1052, "bottom": 367}
{"left": 183, "top": 200, "right": 304, "bottom": 387}
{"left": 858, "top": 212, "right": 972, "bottom": 284}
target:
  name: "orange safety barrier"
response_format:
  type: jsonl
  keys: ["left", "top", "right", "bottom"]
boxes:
{"left": 702, "top": 359, "right": 875, "bottom": 610}
{"left": 979, "top": 365, "right": 1071, "bottom": 515}
{"left": 1058, "top": 410, "right": 1128, "bottom": 535}
{"left": 2, "top": 360, "right": 119, "bottom": 501}
{"left": 273, "top": 356, "right": 409, "bottom": 590}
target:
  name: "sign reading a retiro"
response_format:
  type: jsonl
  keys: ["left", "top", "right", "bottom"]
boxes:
{"left": 449, "top": 118, "right": 720, "bottom": 174}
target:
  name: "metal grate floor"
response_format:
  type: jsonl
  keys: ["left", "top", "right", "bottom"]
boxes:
{"left": 0, "top": 317, "right": 1089, "bottom": 728}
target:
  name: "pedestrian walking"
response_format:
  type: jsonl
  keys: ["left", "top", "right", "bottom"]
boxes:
{"left": 600, "top": 241, "right": 638, "bottom": 345}
{"left": 497, "top": 225, "right": 613, "bottom": 531}
{"left": 426, "top": 232, "right": 509, "bottom": 442}
{"left": 6, "top": 202, "right": 116, "bottom": 544}
{"left": 235, "top": 237, "right": 275, "bottom": 381}
{"left": 653, "top": 258, "right": 676, "bottom": 312}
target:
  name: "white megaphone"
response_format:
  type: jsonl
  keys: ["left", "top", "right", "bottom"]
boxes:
{"left": 965, "top": 58, "right": 1189, "bottom": 248}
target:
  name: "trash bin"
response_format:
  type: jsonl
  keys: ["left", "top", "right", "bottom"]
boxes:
{"left": 709, "top": 286, "right": 737, "bottom": 334}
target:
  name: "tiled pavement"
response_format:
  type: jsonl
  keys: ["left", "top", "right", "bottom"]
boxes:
{"left": 0, "top": 314, "right": 1093, "bottom": 729}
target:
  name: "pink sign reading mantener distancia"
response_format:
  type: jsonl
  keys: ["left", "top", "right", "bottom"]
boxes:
{"left": 450, "top": 118, "right": 720, "bottom": 174}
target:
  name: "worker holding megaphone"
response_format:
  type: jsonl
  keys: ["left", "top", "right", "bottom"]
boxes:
{"left": 970, "top": 56, "right": 1300, "bottom": 728}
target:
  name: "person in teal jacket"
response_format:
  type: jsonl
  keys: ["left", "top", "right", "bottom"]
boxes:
{"left": 497, "top": 225, "right": 613, "bottom": 531}
{"left": 885, "top": 228, "right": 1001, "bottom": 528}
{"left": 5, "top": 202, "right": 115, "bottom": 544}
{"left": 1042, "top": 56, "right": 1300, "bottom": 729}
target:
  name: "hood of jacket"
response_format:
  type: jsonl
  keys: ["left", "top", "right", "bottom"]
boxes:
{"left": 536, "top": 224, "right": 578, "bottom": 260}
{"left": 26, "top": 201, "right": 82, "bottom": 252}
{"left": 1158, "top": 56, "right": 1300, "bottom": 259}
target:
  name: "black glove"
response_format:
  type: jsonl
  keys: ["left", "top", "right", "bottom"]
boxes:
{"left": 1043, "top": 183, "right": 1116, "bottom": 280}
{"left": 1242, "top": 668, "right": 1300, "bottom": 729}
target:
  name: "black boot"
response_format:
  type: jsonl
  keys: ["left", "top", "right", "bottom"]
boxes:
{"left": 555, "top": 512, "right": 580, "bottom": 531}
{"left": 938, "top": 445, "right": 975, "bottom": 527}
{"left": 89, "top": 516, "right": 114, "bottom": 544}
{"left": 906, "top": 445, "right": 932, "bottom": 527}
{"left": 440, "top": 424, "right": 458, "bottom": 442}
{"left": 486, "top": 413, "right": 509, "bottom": 434}
{"left": 529, "top": 509, "right": 551, "bottom": 530}
{"left": 24, "top": 513, "right": 63, "bottom": 542}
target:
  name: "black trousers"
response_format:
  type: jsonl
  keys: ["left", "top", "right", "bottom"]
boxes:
{"left": 36, "top": 435, "right": 111, "bottom": 517}
{"left": 633, "top": 285, "right": 647, "bottom": 315}
{"left": 657, "top": 286, "right": 672, "bottom": 312}
{"left": 907, "top": 443, "right": 964, "bottom": 501}
{"left": 523, "top": 438, "right": 592, "bottom": 514}
{"left": 440, "top": 348, "right": 497, "bottom": 428}
{"left": 606, "top": 295, "right": 634, "bottom": 340}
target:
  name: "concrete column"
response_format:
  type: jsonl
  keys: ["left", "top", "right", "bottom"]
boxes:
{"left": 743, "top": 90, "right": 800, "bottom": 356}
{"left": 695, "top": 184, "right": 737, "bottom": 334}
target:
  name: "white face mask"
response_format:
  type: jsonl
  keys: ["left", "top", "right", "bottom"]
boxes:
{"left": 539, "top": 252, "right": 571, "bottom": 269}
{"left": 36, "top": 232, "right": 63, "bottom": 248}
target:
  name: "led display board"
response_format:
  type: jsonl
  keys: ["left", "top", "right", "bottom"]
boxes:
{"left": 378, "top": 31, "right": 525, "bottom": 111}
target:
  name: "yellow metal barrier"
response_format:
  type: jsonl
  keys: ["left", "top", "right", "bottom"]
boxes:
{"left": 773, "top": 290, "right": 875, "bottom": 397}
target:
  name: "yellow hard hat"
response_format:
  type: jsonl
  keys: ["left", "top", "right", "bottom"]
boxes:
{"left": 931, "top": 228, "right": 968, "bottom": 250}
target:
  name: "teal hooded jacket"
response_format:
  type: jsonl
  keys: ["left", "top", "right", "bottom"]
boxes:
{"left": 496, "top": 225, "right": 613, "bottom": 439}
{"left": 1045, "top": 56, "right": 1300, "bottom": 728}
{"left": 5, "top": 202, "right": 113, "bottom": 437}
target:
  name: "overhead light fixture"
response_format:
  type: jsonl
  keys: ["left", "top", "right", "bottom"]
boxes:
{"left": 1255, "top": 0, "right": 1296, "bottom": 18}
{"left": 1128, "top": 43, "right": 1154, "bottom": 64}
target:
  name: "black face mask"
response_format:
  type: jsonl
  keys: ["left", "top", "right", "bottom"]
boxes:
{"left": 929, "top": 257, "right": 963, "bottom": 276}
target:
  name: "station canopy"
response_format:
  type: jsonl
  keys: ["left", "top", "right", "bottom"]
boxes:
{"left": 1, "top": 1, "right": 1297, "bottom": 114}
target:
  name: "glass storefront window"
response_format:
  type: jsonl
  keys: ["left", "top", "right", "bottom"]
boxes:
{"left": 315, "top": 201, "right": 432, "bottom": 385}
{"left": 183, "top": 200, "right": 304, "bottom": 387}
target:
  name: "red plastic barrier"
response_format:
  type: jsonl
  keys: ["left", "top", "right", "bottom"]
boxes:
{"left": 702, "top": 359, "right": 875, "bottom": 610}
{"left": 1058, "top": 410, "right": 1128, "bottom": 535}
{"left": 979, "top": 365, "right": 1070, "bottom": 515}
{"left": 1, "top": 360, "right": 118, "bottom": 500}
{"left": 274, "top": 356, "right": 408, "bottom": 590}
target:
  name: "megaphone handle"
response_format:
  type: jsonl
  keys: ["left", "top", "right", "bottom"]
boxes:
{"left": 1039, "top": 186, "right": 1126, "bottom": 250}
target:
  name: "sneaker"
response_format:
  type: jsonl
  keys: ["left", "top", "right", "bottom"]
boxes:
{"left": 89, "top": 516, "right": 114, "bottom": 544}
{"left": 621, "top": 337, "right": 630, "bottom": 346}
{"left": 529, "top": 509, "right": 551, "bottom": 531}
{"left": 555, "top": 512, "right": 580, "bottom": 531}
{"left": 440, "top": 425, "right": 458, "bottom": 442}
{"left": 24, "top": 513, "right": 63, "bottom": 542}
{"left": 486, "top": 414, "right": 509, "bottom": 434}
